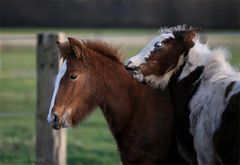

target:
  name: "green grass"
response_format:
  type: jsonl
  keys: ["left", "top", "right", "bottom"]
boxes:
{"left": 0, "top": 117, "right": 35, "bottom": 164}
{"left": 0, "top": 79, "right": 35, "bottom": 113}
{"left": 0, "top": 46, "right": 36, "bottom": 79}
{"left": 229, "top": 48, "right": 240, "bottom": 68}
{"left": 0, "top": 47, "right": 36, "bottom": 113}
{"left": 67, "top": 110, "right": 120, "bottom": 165}
{"left": 0, "top": 111, "right": 121, "bottom": 165}
{"left": 0, "top": 32, "right": 239, "bottom": 164}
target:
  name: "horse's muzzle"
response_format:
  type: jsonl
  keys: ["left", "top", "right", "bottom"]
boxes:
{"left": 125, "top": 65, "right": 138, "bottom": 71}
{"left": 124, "top": 64, "right": 146, "bottom": 83}
{"left": 50, "top": 111, "right": 71, "bottom": 130}
{"left": 51, "top": 113, "right": 62, "bottom": 130}
{"left": 124, "top": 61, "right": 139, "bottom": 71}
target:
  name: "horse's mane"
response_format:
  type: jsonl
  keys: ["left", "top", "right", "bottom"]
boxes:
{"left": 83, "top": 39, "right": 122, "bottom": 63}
{"left": 59, "top": 39, "right": 122, "bottom": 64}
{"left": 159, "top": 24, "right": 193, "bottom": 34}
{"left": 202, "top": 47, "right": 239, "bottom": 82}
{"left": 186, "top": 38, "right": 239, "bottom": 82}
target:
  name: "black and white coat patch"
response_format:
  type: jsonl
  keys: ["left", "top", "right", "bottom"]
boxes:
{"left": 186, "top": 50, "right": 240, "bottom": 164}
{"left": 176, "top": 41, "right": 240, "bottom": 164}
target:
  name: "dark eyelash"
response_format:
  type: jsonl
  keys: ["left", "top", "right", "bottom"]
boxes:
{"left": 70, "top": 74, "right": 78, "bottom": 80}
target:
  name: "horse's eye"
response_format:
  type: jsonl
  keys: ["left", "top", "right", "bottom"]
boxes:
{"left": 69, "top": 74, "right": 78, "bottom": 80}
{"left": 154, "top": 42, "right": 163, "bottom": 48}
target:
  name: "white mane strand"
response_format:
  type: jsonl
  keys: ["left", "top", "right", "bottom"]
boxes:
{"left": 159, "top": 24, "right": 192, "bottom": 34}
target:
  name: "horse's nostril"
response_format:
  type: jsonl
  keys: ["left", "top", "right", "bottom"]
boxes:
{"left": 52, "top": 113, "right": 59, "bottom": 124}
{"left": 125, "top": 65, "right": 134, "bottom": 71}
{"left": 125, "top": 62, "right": 139, "bottom": 71}
{"left": 50, "top": 113, "right": 62, "bottom": 130}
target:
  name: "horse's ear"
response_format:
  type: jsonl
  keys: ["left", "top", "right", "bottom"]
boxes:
{"left": 67, "top": 37, "right": 85, "bottom": 58}
{"left": 56, "top": 41, "right": 71, "bottom": 58}
{"left": 173, "top": 27, "right": 201, "bottom": 43}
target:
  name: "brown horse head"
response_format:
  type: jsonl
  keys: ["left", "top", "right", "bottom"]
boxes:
{"left": 47, "top": 37, "right": 122, "bottom": 129}
{"left": 46, "top": 38, "right": 184, "bottom": 164}
{"left": 125, "top": 25, "right": 200, "bottom": 88}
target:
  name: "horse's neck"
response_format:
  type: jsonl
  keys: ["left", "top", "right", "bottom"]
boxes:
{"left": 99, "top": 75, "right": 159, "bottom": 137}
{"left": 171, "top": 41, "right": 211, "bottom": 95}
{"left": 169, "top": 64, "right": 204, "bottom": 121}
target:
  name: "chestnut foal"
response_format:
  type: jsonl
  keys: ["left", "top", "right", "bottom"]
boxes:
{"left": 47, "top": 37, "right": 184, "bottom": 164}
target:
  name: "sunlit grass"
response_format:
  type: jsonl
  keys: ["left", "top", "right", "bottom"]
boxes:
{"left": 0, "top": 111, "right": 121, "bottom": 165}
{"left": 0, "top": 117, "right": 35, "bottom": 164}
{"left": 67, "top": 110, "right": 121, "bottom": 164}
{"left": 0, "top": 79, "right": 35, "bottom": 113}
{"left": 0, "top": 46, "right": 36, "bottom": 79}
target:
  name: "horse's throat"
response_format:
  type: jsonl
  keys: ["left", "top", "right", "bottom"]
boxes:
{"left": 100, "top": 101, "right": 133, "bottom": 138}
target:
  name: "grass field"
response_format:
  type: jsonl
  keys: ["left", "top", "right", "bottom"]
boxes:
{"left": 0, "top": 30, "right": 239, "bottom": 164}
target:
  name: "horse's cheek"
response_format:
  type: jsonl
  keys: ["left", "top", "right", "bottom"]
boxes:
{"left": 139, "top": 64, "right": 153, "bottom": 76}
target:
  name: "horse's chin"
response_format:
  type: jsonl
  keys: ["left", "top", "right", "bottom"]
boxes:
{"left": 52, "top": 124, "right": 62, "bottom": 130}
{"left": 52, "top": 122, "right": 71, "bottom": 130}
{"left": 62, "top": 121, "right": 72, "bottom": 128}
{"left": 51, "top": 117, "right": 73, "bottom": 130}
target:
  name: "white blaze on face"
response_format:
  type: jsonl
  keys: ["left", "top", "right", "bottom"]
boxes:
{"left": 125, "top": 33, "right": 174, "bottom": 67}
{"left": 47, "top": 60, "right": 67, "bottom": 124}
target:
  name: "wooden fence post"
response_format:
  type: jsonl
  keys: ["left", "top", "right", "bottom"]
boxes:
{"left": 36, "top": 32, "right": 66, "bottom": 165}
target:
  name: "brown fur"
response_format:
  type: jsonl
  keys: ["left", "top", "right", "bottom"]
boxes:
{"left": 140, "top": 37, "right": 185, "bottom": 76}
{"left": 51, "top": 37, "right": 185, "bottom": 164}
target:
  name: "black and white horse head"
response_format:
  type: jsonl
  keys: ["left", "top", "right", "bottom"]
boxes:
{"left": 125, "top": 25, "right": 201, "bottom": 89}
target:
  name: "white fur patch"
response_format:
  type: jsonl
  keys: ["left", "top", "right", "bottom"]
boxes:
{"left": 188, "top": 47, "right": 240, "bottom": 164}
{"left": 47, "top": 60, "right": 67, "bottom": 124}
{"left": 178, "top": 39, "right": 212, "bottom": 80}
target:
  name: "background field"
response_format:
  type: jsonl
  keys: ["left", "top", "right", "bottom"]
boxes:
{"left": 0, "top": 29, "right": 239, "bottom": 164}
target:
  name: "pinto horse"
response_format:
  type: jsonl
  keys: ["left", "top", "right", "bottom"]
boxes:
{"left": 125, "top": 25, "right": 240, "bottom": 164}
{"left": 47, "top": 37, "right": 184, "bottom": 164}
